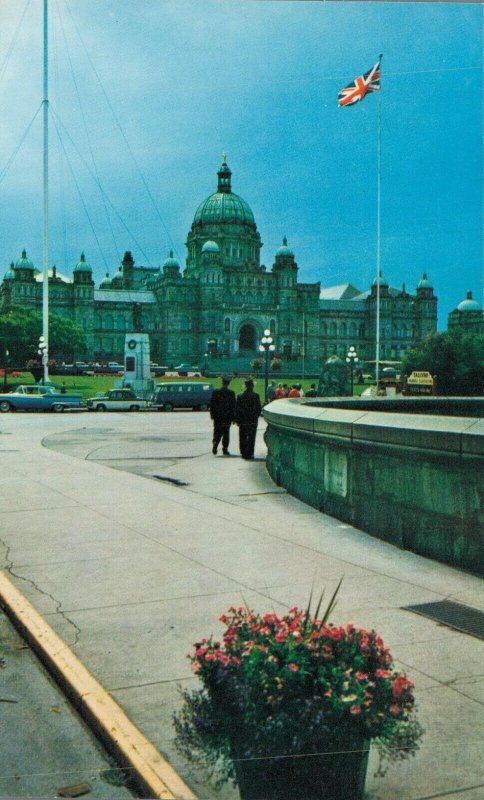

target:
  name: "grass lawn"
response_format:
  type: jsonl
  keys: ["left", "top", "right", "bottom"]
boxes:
{"left": 2, "top": 373, "right": 367, "bottom": 402}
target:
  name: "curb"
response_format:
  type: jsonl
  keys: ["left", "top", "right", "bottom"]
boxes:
{"left": 0, "top": 571, "right": 197, "bottom": 800}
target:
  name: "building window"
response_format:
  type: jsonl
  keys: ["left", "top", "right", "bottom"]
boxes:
{"left": 224, "top": 317, "right": 230, "bottom": 332}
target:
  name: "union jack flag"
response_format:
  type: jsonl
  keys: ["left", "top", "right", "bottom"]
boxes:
{"left": 338, "top": 59, "right": 381, "bottom": 107}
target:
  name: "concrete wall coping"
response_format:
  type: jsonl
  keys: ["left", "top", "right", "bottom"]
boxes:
{"left": 263, "top": 399, "right": 484, "bottom": 456}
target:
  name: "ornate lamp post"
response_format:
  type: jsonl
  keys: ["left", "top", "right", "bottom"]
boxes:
{"left": 259, "top": 329, "right": 275, "bottom": 403}
{"left": 346, "top": 345, "right": 358, "bottom": 396}
{"left": 38, "top": 335, "right": 47, "bottom": 385}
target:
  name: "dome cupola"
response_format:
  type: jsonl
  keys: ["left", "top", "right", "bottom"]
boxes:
{"left": 163, "top": 250, "right": 181, "bottom": 276}
{"left": 417, "top": 273, "right": 432, "bottom": 289}
{"left": 201, "top": 240, "right": 220, "bottom": 254}
{"left": 99, "top": 273, "right": 112, "bottom": 288}
{"left": 186, "top": 158, "right": 262, "bottom": 274}
{"left": 457, "top": 291, "right": 481, "bottom": 313}
{"left": 73, "top": 252, "right": 92, "bottom": 273}
{"left": 275, "top": 236, "right": 294, "bottom": 258}
{"left": 217, "top": 156, "right": 232, "bottom": 193}
{"left": 15, "top": 249, "right": 35, "bottom": 271}
{"left": 3, "top": 263, "right": 15, "bottom": 281}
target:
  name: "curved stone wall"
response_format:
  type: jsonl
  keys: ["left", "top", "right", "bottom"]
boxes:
{"left": 263, "top": 399, "right": 484, "bottom": 575}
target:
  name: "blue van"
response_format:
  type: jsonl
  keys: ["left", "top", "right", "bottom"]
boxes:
{"left": 151, "top": 382, "right": 214, "bottom": 411}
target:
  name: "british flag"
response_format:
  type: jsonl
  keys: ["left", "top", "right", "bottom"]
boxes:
{"left": 338, "top": 59, "right": 381, "bottom": 107}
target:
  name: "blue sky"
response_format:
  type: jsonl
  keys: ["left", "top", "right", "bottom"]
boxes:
{"left": 0, "top": 0, "right": 482, "bottom": 327}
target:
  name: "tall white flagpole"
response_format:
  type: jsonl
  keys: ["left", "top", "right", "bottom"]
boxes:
{"left": 42, "top": 0, "right": 49, "bottom": 385}
{"left": 375, "top": 54, "right": 383, "bottom": 391}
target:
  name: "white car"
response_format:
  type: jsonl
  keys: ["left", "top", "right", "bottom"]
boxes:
{"left": 87, "top": 389, "right": 150, "bottom": 412}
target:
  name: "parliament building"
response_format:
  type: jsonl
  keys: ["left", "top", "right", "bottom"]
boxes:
{"left": 1, "top": 158, "right": 438, "bottom": 369}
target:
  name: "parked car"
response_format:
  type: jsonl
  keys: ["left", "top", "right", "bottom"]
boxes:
{"left": 0, "top": 384, "right": 83, "bottom": 413}
{"left": 86, "top": 388, "right": 150, "bottom": 412}
{"left": 151, "top": 382, "right": 213, "bottom": 411}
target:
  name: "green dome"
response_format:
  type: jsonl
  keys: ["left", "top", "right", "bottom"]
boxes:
{"left": 457, "top": 291, "right": 481, "bottom": 312}
{"left": 192, "top": 158, "right": 255, "bottom": 227}
{"left": 201, "top": 240, "right": 220, "bottom": 253}
{"left": 163, "top": 250, "right": 180, "bottom": 268}
{"left": 417, "top": 273, "right": 432, "bottom": 289}
{"left": 4, "top": 263, "right": 15, "bottom": 281}
{"left": 99, "top": 273, "right": 112, "bottom": 288}
{"left": 372, "top": 271, "right": 388, "bottom": 286}
{"left": 193, "top": 192, "right": 255, "bottom": 226}
{"left": 15, "top": 249, "right": 34, "bottom": 271}
{"left": 73, "top": 252, "right": 92, "bottom": 273}
{"left": 276, "top": 237, "right": 294, "bottom": 258}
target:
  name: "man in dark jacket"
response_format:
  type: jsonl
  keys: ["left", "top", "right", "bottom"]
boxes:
{"left": 235, "top": 379, "right": 262, "bottom": 460}
{"left": 210, "top": 377, "right": 236, "bottom": 455}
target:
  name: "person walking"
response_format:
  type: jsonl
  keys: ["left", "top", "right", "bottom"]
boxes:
{"left": 210, "top": 377, "right": 236, "bottom": 455}
{"left": 235, "top": 379, "right": 262, "bottom": 460}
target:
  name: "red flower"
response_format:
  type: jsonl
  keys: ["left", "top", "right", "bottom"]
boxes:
{"left": 375, "top": 669, "right": 392, "bottom": 679}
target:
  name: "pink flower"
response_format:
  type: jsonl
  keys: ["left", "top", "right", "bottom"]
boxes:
{"left": 288, "top": 663, "right": 299, "bottom": 672}
{"left": 275, "top": 631, "right": 288, "bottom": 644}
{"left": 390, "top": 704, "right": 401, "bottom": 716}
{"left": 375, "top": 669, "right": 392, "bottom": 679}
{"left": 356, "top": 671, "right": 368, "bottom": 682}
{"left": 204, "top": 653, "right": 216, "bottom": 661}
{"left": 350, "top": 705, "right": 362, "bottom": 715}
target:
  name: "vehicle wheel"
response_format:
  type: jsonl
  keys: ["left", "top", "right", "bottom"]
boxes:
{"left": 52, "top": 403, "right": 64, "bottom": 413}
{"left": 199, "top": 403, "right": 209, "bottom": 411}
{"left": 129, "top": 405, "right": 140, "bottom": 412}
{"left": 163, "top": 402, "right": 173, "bottom": 412}
{"left": 96, "top": 404, "right": 107, "bottom": 412}
{"left": 0, "top": 400, "right": 12, "bottom": 413}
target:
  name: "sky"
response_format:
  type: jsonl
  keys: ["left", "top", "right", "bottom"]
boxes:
{"left": 0, "top": 0, "right": 482, "bottom": 328}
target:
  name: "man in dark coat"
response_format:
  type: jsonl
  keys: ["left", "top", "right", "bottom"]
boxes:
{"left": 235, "top": 379, "right": 262, "bottom": 460}
{"left": 210, "top": 377, "right": 236, "bottom": 455}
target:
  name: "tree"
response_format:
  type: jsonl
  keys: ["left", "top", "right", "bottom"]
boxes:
{"left": 0, "top": 306, "right": 86, "bottom": 368}
{"left": 401, "top": 329, "right": 484, "bottom": 396}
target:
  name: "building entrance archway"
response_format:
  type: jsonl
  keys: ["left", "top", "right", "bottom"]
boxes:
{"left": 239, "top": 323, "right": 257, "bottom": 352}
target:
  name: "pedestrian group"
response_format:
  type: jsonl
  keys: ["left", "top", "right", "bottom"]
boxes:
{"left": 210, "top": 377, "right": 262, "bottom": 460}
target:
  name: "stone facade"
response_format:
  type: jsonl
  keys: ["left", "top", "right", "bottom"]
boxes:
{"left": 1, "top": 159, "right": 437, "bottom": 368}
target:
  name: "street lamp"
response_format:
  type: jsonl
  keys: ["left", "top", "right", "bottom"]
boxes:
{"left": 3, "top": 349, "right": 9, "bottom": 392}
{"left": 346, "top": 345, "right": 358, "bottom": 396}
{"left": 38, "top": 335, "right": 47, "bottom": 385}
{"left": 259, "top": 329, "right": 275, "bottom": 403}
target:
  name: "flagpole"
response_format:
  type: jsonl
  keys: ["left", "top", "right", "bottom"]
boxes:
{"left": 375, "top": 54, "right": 383, "bottom": 392}
{"left": 42, "top": 0, "right": 49, "bottom": 385}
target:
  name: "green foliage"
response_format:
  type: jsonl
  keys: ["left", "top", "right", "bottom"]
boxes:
{"left": 0, "top": 306, "right": 86, "bottom": 367}
{"left": 402, "top": 329, "right": 484, "bottom": 395}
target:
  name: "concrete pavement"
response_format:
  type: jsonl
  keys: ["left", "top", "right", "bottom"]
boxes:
{"left": 0, "top": 410, "right": 483, "bottom": 800}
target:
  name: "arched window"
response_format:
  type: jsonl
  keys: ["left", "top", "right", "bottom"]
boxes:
{"left": 349, "top": 322, "right": 357, "bottom": 338}
{"left": 104, "top": 314, "right": 113, "bottom": 330}
{"left": 339, "top": 322, "right": 347, "bottom": 338}
{"left": 224, "top": 317, "right": 231, "bottom": 332}
{"left": 321, "top": 322, "right": 327, "bottom": 336}
{"left": 330, "top": 322, "right": 337, "bottom": 337}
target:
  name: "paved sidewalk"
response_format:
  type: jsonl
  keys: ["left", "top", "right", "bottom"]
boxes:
{"left": 0, "top": 412, "right": 483, "bottom": 800}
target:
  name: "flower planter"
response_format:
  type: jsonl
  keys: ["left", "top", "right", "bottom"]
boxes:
{"left": 173, "top": 595, "right": 423, "bottom": 797}
{"left": 232, "top": 736, "right": 369, "bottom": 800}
